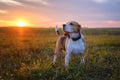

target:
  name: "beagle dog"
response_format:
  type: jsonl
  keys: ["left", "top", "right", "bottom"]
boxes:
{"left": 53, "top": 21, "right": 85, "bottom": 67}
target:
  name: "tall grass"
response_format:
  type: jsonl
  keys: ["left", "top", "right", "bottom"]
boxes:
{"left": 0, "top": 27, "right": 120, "bottom": 80}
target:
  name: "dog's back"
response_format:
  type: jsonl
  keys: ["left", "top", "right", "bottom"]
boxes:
{"left": 57, "top": 36, "right": 66, "bottom": 51}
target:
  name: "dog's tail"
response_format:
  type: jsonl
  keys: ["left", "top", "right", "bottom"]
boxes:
{"left": 55, "top": 25, "right": 60, "bottom": 37}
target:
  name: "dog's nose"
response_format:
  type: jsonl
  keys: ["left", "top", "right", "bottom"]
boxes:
{"left": 63, "top": 24, "right": 66, "bottom": 28}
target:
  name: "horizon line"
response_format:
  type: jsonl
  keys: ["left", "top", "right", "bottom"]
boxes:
{"left": 0, "top": 26, "right": 120, "bottom": 29}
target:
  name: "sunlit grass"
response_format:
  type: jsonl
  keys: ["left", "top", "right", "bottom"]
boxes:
{"left": 0, "top": 27, "right": 120, "bottom": 80}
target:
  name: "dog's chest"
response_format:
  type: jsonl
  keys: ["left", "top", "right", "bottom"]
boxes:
{"left": 66, "top": 39, "right": 85, "bottom": 54}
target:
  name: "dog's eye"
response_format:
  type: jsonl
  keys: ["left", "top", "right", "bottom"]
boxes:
{"left": 70, "top": 23, "right": 73, "bottom": 25}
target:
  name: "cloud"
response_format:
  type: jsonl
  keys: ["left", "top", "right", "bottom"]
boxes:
{"left": 81, "top": 20, "right": 120, "bottom": 28}
{"left": 0, "top": 9, "right": 8, "bottom": 14}
{"left": 0, "top": 20, "right": 13, "bottom": 26}
{"left": 92, "top": 0, "right": 120, "bottom": 3}
{"left": 0, "top": 20, "right": 9, "bottom": 23}
{"left": 105, "top": 20, "right": 120, "bottom": 26}
{"left": 26, "top": 0, "right": 50, "bottom": 6}
{"left": 0, "top": 0, "right": 23, "bottom": 6}
{"left": 93, "top": 0, "right": 108, "bottom": 3}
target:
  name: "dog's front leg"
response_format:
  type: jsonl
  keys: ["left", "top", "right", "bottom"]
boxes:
{"left": 65, "top": 52, "right": 71, "bottom": 67}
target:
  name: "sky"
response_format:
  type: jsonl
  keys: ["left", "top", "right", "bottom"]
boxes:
{"left": 0, "top": 0, "right": 120, "bottom": 28}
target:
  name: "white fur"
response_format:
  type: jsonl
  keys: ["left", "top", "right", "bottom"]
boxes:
{"left": 67, "top": 34, "right": 85, "bottom": 54}
{"left": 65, "top": 34, "right": 85, "bottom": 67}
{"left": 64, "top": 23, "right": 73, "bottom": 33}
{"left": 69, "top": 33, "right": 80, "bottom": 38}
{"left": 53, "top": 55, "right": 57, "bottom": 65}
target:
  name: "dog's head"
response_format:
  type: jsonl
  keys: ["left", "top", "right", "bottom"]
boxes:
{"left": 63, "top": 21, "right": 81, "bottom": 33}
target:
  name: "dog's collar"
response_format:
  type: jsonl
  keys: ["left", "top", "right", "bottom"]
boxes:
{"left": 71, "top": 33, "right": 81, "bottom": 41}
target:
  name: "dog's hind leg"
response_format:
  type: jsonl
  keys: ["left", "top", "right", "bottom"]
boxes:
{"left": 53, "top": 54, "right": 57, "bottom": 65}
{"left": 53, "top": 39, "right": 62, "bottom": 65}
{"left": 80, "top": 53, "right": 85, "bottom": 64}
{"left": 53, "top": 49, "right": 61, "bottom": 65}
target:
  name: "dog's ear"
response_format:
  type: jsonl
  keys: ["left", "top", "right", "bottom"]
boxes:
{"left": 80, "top": 28, "right": 83, "bottom": 34}
{"left": 78, "top": 23, "right": 81, "bottom": 33}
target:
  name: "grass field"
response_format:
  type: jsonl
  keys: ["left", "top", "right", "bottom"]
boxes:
{"left": 0, "top": 27, "right": 120, "bottom": 80}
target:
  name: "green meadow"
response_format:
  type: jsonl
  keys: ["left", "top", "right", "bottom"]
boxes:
{"left": 0, "top": 27, "right": 120, "bottom": 80}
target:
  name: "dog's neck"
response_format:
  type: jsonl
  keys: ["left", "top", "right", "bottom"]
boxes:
{"left": 69, "top": 33, "right": 81, "bottom": 41}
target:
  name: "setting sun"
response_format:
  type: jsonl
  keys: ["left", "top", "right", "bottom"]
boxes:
{"left": 17, "top": 21, "right": 26, "bottom": 27}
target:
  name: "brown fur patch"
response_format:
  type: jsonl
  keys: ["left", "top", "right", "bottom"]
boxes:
{"left": 54, "top": 35, "right": 66, "bottom": 54}
{"left": 69, "top": 21, "right": 81, "bottom": 33}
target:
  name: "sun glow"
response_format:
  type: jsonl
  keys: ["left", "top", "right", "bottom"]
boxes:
{"left": 16, "top": 21, "right": 26, "bottom": 27}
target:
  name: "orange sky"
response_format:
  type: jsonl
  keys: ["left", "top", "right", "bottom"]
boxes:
{"left": 0, "top": 0, "right": 120, "bottom": 28}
